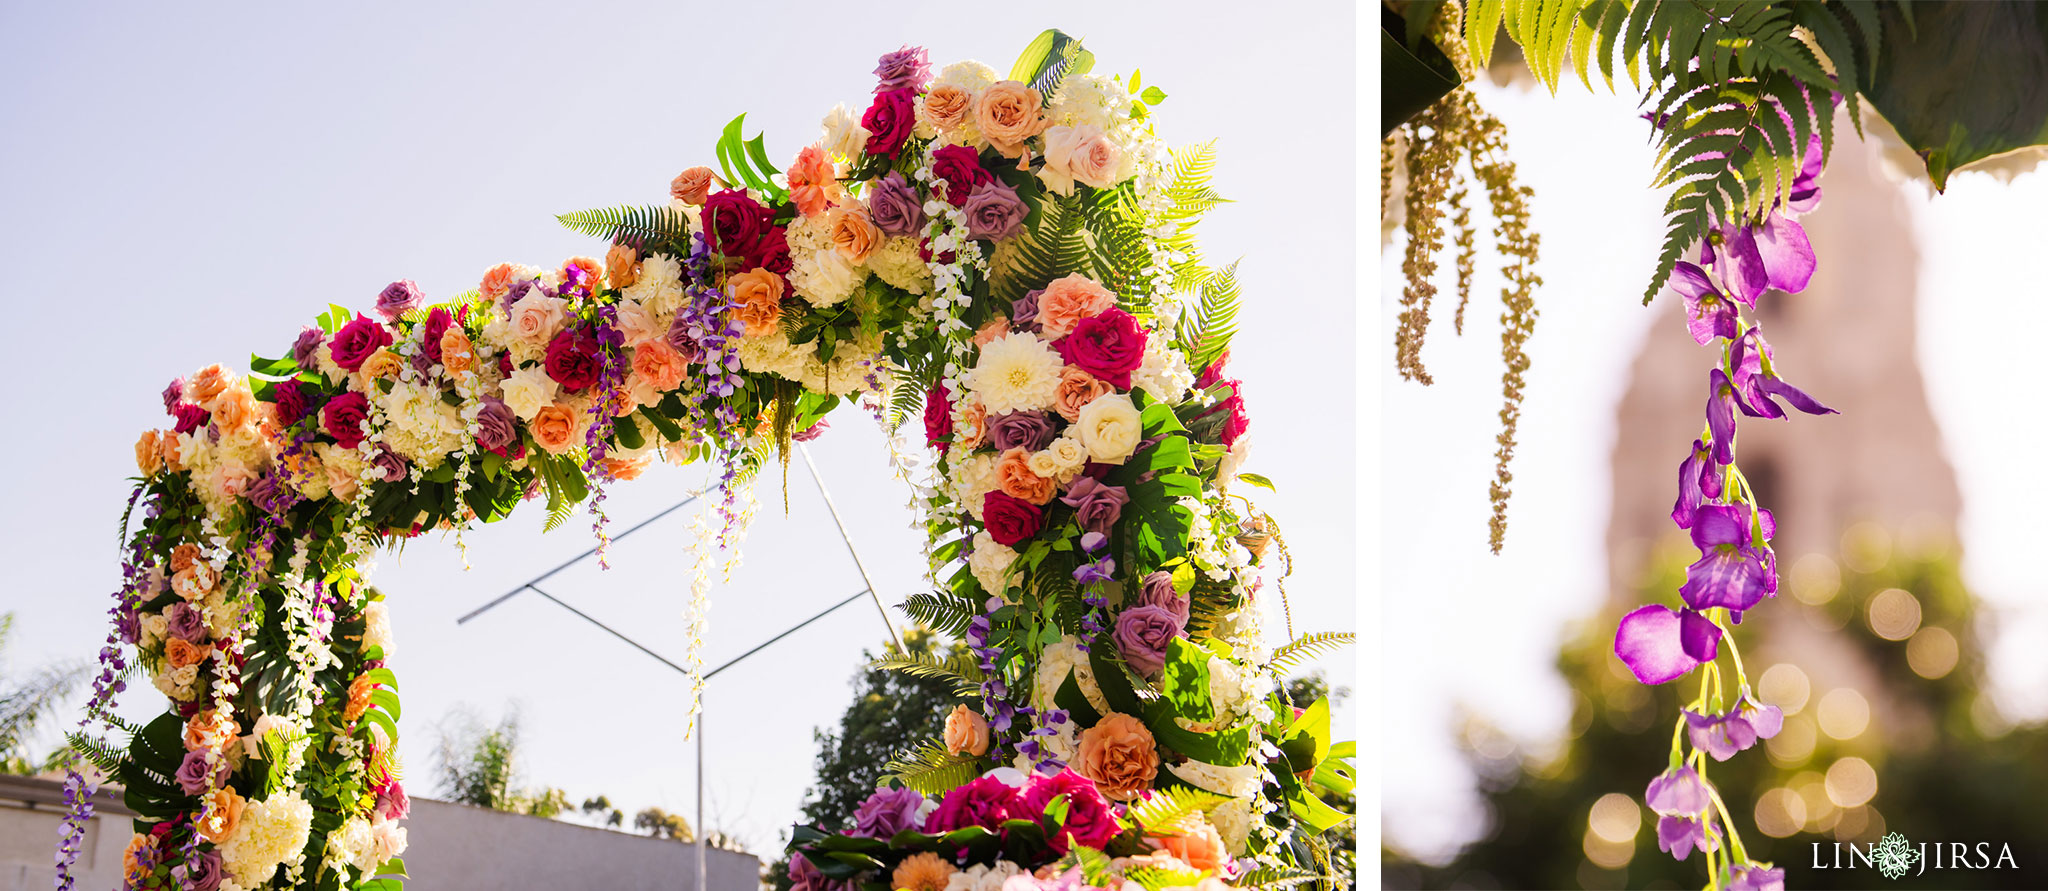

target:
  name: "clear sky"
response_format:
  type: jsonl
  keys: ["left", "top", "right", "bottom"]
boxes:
{"left": 1379, "top": 80, "right": 2048, "bottom": 862}
{"left": 0, "top": 1, "right": 1356, "bottom": 857}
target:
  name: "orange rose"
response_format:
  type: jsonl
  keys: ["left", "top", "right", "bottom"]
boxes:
{"left": 159, "top": 433, "right": 185, "bottom": 473}
{"left": 996, "top": 447, "right": 1056, "bottom": 505}
{"left": 344, "top": 673, "right": 379, "bottom": 722}
{"left": 671, "top": 166, "right": 716, "bottom": 205}
{"left": 480, "top": 262, "right": 521, "bottom": 303}
{"left": 602, "top": 453, "right": 651, "bottom": 481}
{"left": 632, "top": 341, "right": 688, "bottom": 393}
{"left": 919, "top": 84, "right": 974, "bottom": 134}
{"left": 955, "top": 401, "right": 987, "bottom": 450}
{"left": 184, "top": 710, "right": 239, "bottom": 753}
{"left": 606, "top": 242, "right": 640, "bottom": 290}
{"left": 1149, "top": 816, "right": 1228, "bottom": 873}
{"left": 187, "top": 364, "right": 230, "bottom": 410}
{"left": 165, "top": 637, "right": 211, "bottom": 669}
{"left": 942, "top": 704, "right": 990, "bottom": 756}
{"left": 441, "top": 327, "right": 476, "bottom": 375}
{"left": 972, "top": 315, "right": 1011, "bottom": 347}
{"left": 210, "top": 387, "right": 256, "bottom": 433}
{"left": 1075, "top": 712, "right": 1159, "bottom": 801}
{"left": 727, "top": 268, "right": 786, "bottom": 337}
{"left": 170, "top": 544, "right": 202, "bottom": 573}
{"left": 1053, "top": 366, "right": 1114, "bottom": 422}
{"left": 565, "top": 256, "right": 605, "bottom": 292}
{"left": 171, "top": 563, "right": 217, "bottom": 601}
{"left": 195, "top": 786, "right": 244, "bottom": 843}
{"left": 1037, "top": 274, "right": 1117, "bottom": 338}
{"left": 787, "top": 144, "right": 844, "bottom": 218}
{"left": 358, "top": 348, "right": 404, "bottom": 381}
{"left": 976, "top": 81, "right": 1046, "bottom": 159}
{"left": 530, "top": 403, "right": 579, "bottom": 455}
{"left": 136, "top": 430, "right": 164, "bottom": 476}
{"left": 827, "top": 204, "right": 882, "bottom": 262}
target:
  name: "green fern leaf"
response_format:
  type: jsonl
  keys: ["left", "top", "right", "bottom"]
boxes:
{"left": 898, "top": 590, "right": 978, "bottom": 637}
{"left": 1127, "top": 786, "right": 1230, "bottom": 833}
{"left": 882, "top": 741, "right": 977, "bottom": 795}
{"left": 555, "top": 204, "right": 692, "bottom": 251}
{"left": 872, "top": 649, "right": 985, "bottom": 698}
{"left": 1186, "top": 260, "right": 1243, "bottom": 372}
{"left": 1267, "top": 632, "right": 1358, "bottom": 673}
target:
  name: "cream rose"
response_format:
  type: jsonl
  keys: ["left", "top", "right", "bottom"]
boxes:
{"left": 499, "top": 367, "right": 559, "bottom": 421}
{"left": 1073, "top": 393, "right": 1141, "bottom": 464}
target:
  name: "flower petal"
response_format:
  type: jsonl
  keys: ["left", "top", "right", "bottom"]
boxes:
{"left": 1680, "top": 546, "right": 1770, "bottom": 612}
{"left": 1679, "top": 607, "right": 1723, "bottom": 662}
{"left": 1756, "top": 213, "right": 1817, "bottom": 294}
{"left": 1716, "top": 224, "right": 1769, "bottom": 307}
{"left": 1759, "top": 375, "right": 1839, "bottom": 416}
{"left": 1615, "top": 605, "right": 1700, "bottom": 685}
{"left": 1645, "top": 766, "right": 1711, "bottom": 816}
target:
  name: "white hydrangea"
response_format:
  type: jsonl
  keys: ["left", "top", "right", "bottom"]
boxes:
{"left": 1047, "top": 73, "right": 1137, "bottom": 135}
{"left": 619, "top": 251, "right": 687, "bottom": 316}
{"left": 786, "top": 213, "right": 869, "bottom": 307}
{"left": 219, "top": 792, "right": 314, "bottom": 888}
{"left": 378, "top": 381, "right": 466, "bottom": 467}
{"left": 1206, "top": 654, "right": 1269, "bottom": 721}
{"left": 363, "top": 601, "right": 393, "bottom": 656}
{"left": 1130, "top": 340, "right": 1196, "bottom": 404}
{"left": 325, "top": 815, "right": 380, "bottom": 876}
{"left": 947, "top": 451, "right": 1001, "bottom": 520}
{"left": 868, "top": 236, "right": 932, "bottom": 294}
{"left": 1031, "top": 636, "right": 1110, "bottom": 716}
{"left": 944, "top": 860, "right": 1023, "bottom": 891}
{"left": 1209, "top": 797, "right": 1254, "bottom": 856}
{"left": 965, "top": 333, "right": 1063, "bottom": 414}
{"left": 1216, "top": 434, "right": 1252, "bottom": 492}
{"left": 967, "top": 531, "right": 1020, "bottom": 601}
{"left": 1166, "top": 759, "right": 1264, "bottom": 799}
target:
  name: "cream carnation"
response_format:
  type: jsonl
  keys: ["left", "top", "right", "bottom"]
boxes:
{"left": 219, "top": 791, "right": 314, "bottom": 887}
{"left": 621, "top": 253, "right": 687, "bottom": 316}
{"left": 965, "top": 333, "right": 1063, "bottom": 414}
{"left": 868, "top": 236, "right": 932, "bottom": 294}
{"left": 968, "top": 531, "right": 1020, "bottom": 601}
{"left": 1031, "top": 636, "right": 1110, "bottom": 716}
{"left": 786, "top": 213, "right": 869, "bottom": 307}
{"left": 499, "top": 367, "right": 559, "bottom": 421}
{"left": 1073, "top": 393, "right": 1141, "bottom": 464}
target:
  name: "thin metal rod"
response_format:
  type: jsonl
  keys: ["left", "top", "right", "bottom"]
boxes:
{"left": 703, "top": 588, "right": 870, "bottom": 680}
{"left": 455, "top": 491, "right": 703, "bottom": 625}
{"left": 797, "top": 444, "right": 903, "bottom": 652}
{"left": 523, "top": 584, "right": 694, "bottom": 676}
{"left": 696, "top": 712, "right": 706, "bottom": 891}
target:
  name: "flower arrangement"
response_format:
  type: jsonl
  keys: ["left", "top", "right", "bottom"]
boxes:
{"left": 63, "top": 30, "right": 1351, "bottom": 891}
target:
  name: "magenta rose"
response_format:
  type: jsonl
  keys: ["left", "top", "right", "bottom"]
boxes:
{"left": 931, "top": 144, "right": 993, "bottom": 206}
{"left": 420, "top": 306, "right": 454, "bottom": 363}
{"left": 702, "top": 189, "right": 772, "bottom": 261}
{"left": 1113, "top": 605, "right": 1184, "bottom": 679}
{"left": 961, "top": 180, "right": 1027, "bottom": 240}
{"left": 374, "top": 780, "right": 410, "bottom": 821}
{"left": 923, "top": 385, "right": 954, "bottom": 452}
{"left": 1058, "top": 477, "right": 1129, "bottom": 537}
{"left": 1018, "top": 769, "right": 1118, "bottom": 853}
{"left": 271, "top": 378, "right": 311, "bottom": 427}
{"left": 328, "top": 313, "right": 394, "bottom": 373}
{"left": 850, "top": 786, "right": 925, "bottom": 839}
{"left": 322, "top": 391, "right": 371, "bottom": 449}
{"left": 745, "top": 225, "right": 793, "bottom": 276}
{"left": 545, "top": 326, "right": 602, "bottom": 392}
{"left": 862, "top": 89, "right": 917, "bottom": 159}
{"left": 375, "top": 279, "right": 424, "bottom": 322}
{"left": 1055, "top": 308, "right": 1146, "bottom": 389}
{"left": 1220, "top": 390, "right": 1250, "bottom": 448}
{"left": 866, "top": 171, "right": 926, "bottom": 237}
{"left": 982, "top": 490, "right": 1044, "bottom": 546}
{"left": 924, "top": 775, "right": 1020, "bottom": 835}
{"left": 171, "top": 403, "right": 209, "bottom": 435}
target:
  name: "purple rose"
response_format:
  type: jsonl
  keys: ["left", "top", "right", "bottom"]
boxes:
{"left": 793, "top": 419, "right": 829, "bottom": 443}
{"left": 866, "top": 171, "right": 926, "bottom": 238}
{"left": 788, "top": 853, "right": 851, "bottom": 891}
{"left": 167, "top": 602, "right": 208, "bottom": 644}
{"left": 475, "top": 397, "right": 517, "bottom": 453}
{"left": 664, "top": 313, "right": 704, "bottom": 365}
{"left": 850, "top": 786, "right": 925, "bottom": 838}
{"left": 180, "top": 848, "right": 224, "bottom": 891}
{"left": 376, "top": 279, "right": 425, "bottom": 322}
{"left": 161, "top": 378, "right": 185, "bottom": 413}
{"left": 290, "top": 325, "right": 326, "bottom": 368}
{"left": 1058, "top": 477, "right": 1129, "bottom": 537}
{"left": 988, "top": 410, "right": 1056, "bottom": 452}
{"left": 961, "top": 181, "right": 1027, "bottom": 241}
{"left": 371, "top": 446, "right": 410, "bottom": 483}
{"left": 1012, "top": 289, "right": 1043, "bottom": 332}
{"left": 329, "top": 314, "right": 394, "bottom": 373}
{"left": 1055, "top": 308, "right": 1147, "bottom": 389}
{"left": 872, "top": 45, "right": 932, "bottom": 93}
{"left": 924, "top": 775, "right": 1019, "bottom": 835}
{"left": 174, "top": 749, "right": 226, "bottom": 796}
{"left": 1113, "top": 605, "right": 1184, "bottom": 679}
{"left": 1136, "top": 571, "right": 1190, "bottom": 629}
{"left": 861, "top": 89, "right": 917, "bottom": 160}
{"left": 502, "top": 276, "right": 537, "bottom": 312}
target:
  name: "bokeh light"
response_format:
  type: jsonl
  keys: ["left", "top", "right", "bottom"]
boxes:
{"left": 1907, "top": 626, "right": 1959, "bottom": 679}
{"left": 1758, "top": 663, "right": 1812, "bottom": 715}
{"left": 1841, "top": 522, "right": 1894, "bottom": 573}
{"left": 1755, "top": 787, "right": 1808, "bottom": 838}
{"left": 1817, "top": 688, "right": 1871, "bottom": 740}
{"left": 1826, "top": 756, "right": 1879, "bottom": 808}
{"left": 1588, "top": 792, "right": 1640, "bottom": 843}
{"left": 1867, "top": 588, "right": 1923, "bottom": 641}
{"left": 1767, "top": 713, "right": 1818, "bottom": 766}
{"left": 1790, "top": 553, "right": 1843, "bottom": 605}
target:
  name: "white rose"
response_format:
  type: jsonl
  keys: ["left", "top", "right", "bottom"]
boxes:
{"left": 139, "top": 612, "right": 169, "bottom": 650}
{"left": 1074, "top": 393, "right": 1141, "bottom": 464}
{"left": 499, "top": 367, "right": 558, "bottom": 421}
{"left": 820, "top": 103, "right": 871, "bottom": 162}
{"left": 968, "top": 532, "right": 1020, "bottom": 601}
{"left": 1027, "top": 435, "right": 1089, "bottom": 483}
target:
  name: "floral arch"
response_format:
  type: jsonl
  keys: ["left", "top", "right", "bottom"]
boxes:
{"left": 61, "top": 31, "right": 1355, "bottom": 891}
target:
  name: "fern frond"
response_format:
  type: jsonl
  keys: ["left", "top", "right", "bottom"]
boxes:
{"left": 898, "top": 590, "right": 978, "bottom": 637}
{"left": 882, "top": 741, "right": 977, "bottom": 795}
{"left": 66, "top": 730, "right": 127, "bottom": 773}
{"left": 872, "top": 649, "right": 985, "bottom": 698}
{"left": 555, "top": 205, "right": 692, "bottom": 251}
{"left": 989, "top": 192, "right": 1093, "bottom": 303}
{"left": 1127, "top": 786, "right": 1230, "bottom": 834}
{"left": 1233, "top": 866, "right": 1335, "bottom": 891}
{"left": 1267, "top": 632, "right": 1357, "bottom": 673}
{"left": 1186, "top": 260, "right": 1243, "bottom": 372}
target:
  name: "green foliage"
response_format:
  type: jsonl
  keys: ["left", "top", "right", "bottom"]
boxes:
{"left": 434, "top": 708, "right": 523, "bottom": 810}
{"left": 1267, "top": 632, "right": 1357, "bottom": 674}
{"left": 715, "top": 114, "right": 785, "bottom": 202}
{"left": 871, "top": 647, "right": 985, "bottom": 699}
{"left": 1863, "top": 1, "right": 2048, "bottom": 190}
{"left": 1182, "top": 260, "right": 1243, "bottom": 372}
{"left": 898, "top": 590, "right": 979, "bottom": 638}
{"left": 1011, "top": 29, "right": 1096, "bottom": 96}
{"left": 555, "top": 204, "right": 692, "bottom": 250}
{"left": 881, "top": 741, "right": 980, "bottom": 796}
{"left": 798, "top": 630, "right": 968, "bottom": 835}
{"left": 1126, "top": 785, "right": 1231, "bottom": 833}
{"left": 0, "top": 613, "right": 88, "bottom": 772}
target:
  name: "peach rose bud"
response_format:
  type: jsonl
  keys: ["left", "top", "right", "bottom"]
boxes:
{"left": 943, "top": 704, "right": 990, "bottom": 756}
{"left": 671, "top": 166, "right": 717, "bottom": 205}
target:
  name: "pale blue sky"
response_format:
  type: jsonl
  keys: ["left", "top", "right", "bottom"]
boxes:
{"left": 0, "top": 1, "right": 1357, "bottom": 856}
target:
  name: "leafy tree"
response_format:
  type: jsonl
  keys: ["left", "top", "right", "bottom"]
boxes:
{"left": 797, "top": 627, "right": 969, "bottom": 833}
{"left": 634, "top": 806, "right": 696, "bottom": 841}
{"left": 433, "top": 706, "right": 575, "bottom": 818}
{"left": 0, "top": 612, "right": 88, "bottom": 775}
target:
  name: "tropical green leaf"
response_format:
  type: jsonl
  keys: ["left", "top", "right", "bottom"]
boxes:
{"left": 872, "top": 649, "right": 985, "bottom": 698}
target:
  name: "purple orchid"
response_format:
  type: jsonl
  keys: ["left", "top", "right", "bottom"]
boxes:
{"left": 1615, "top": 603, "right": 1725, "bottom": 684}
{"left": 1670, "top": 262, "right": 1739, "bottom": 345}
{"left": 1671, "top": 439, "right": 1724, "bottom": 529}
{"left": 1679, "top": 504, "right": 1776, "bottom": 615}
{"left": 1729, "top": 864, "right": 1788, "bottom": 891}
{"left": 1706, "top": 369, "right": 1754, "bottom": 465}
{"left": 1657, "top": 814, "right": 1716, "bottom": 860}
{"left": 1645, "top": 766, "right": 1711, "bottom": 816}
{"left": 1703, "top": 213, "right": 1816, "bottom": 305}
{"left": 1732, "top": 328, "right": 1838, "bottom": 419}
{"left": 1684, "top": 697, "right": 1780, "bottom": 761}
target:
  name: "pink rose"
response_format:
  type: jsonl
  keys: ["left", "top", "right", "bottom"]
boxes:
{"left": 982, "top": 490, "right": 1044, "bottom": 546}
{"left": 508, "top": 292, "right": 568, "bottom": 344}
{"left": 328, "top": 315, "right": 394, "bottom": 373}
{"left": 1055, "top": 308, "right": 1147, "bottom": 389}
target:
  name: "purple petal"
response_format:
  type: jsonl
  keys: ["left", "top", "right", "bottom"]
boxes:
{"left": 1687, "top": 504, "right": 1750, "bottom": 549}
{"left": 1615, "top": 605, "right": 1700, "bottom": 685}
{"left": 1657, "top": 814, "right": 1711, "bottom": 859}
{"left": 1707, "top": 369, "right": 1739, "bottom": 465}
{"left": 1686, "top": 709, "right": 1760, "bottom": 761}
{"left": 1742, "top": 698, "right": 1785, "bottom": 739}
{"left": 1731, "top": 865, "right": 1787, "bottom": 891}
{"left": 1756, "top": 213, "right": 1816, "bottom": 294}
{"left": 1669, "top": 261, "right": 1715, "bottom": 299}
{"left": 1678, "top": 608, "right": 1723, "bottom": 662}
{"left": 1730, "top": 331, "right": 1784, "bottom": 419}
{"left": 1671, "top": 441, "right": 1712, "bottom": 529}
{"left": 1715, "top": 224, "right": 1769, "bottom": 307}
{"left": 1759, "top": 375, "right": 1838, "bottom": 415}
{"left": 1645, "top": 766, "right": 1711, "bottom": 816}
{"left": 1681, "top": 547, "right": 1770, "bottom": 612}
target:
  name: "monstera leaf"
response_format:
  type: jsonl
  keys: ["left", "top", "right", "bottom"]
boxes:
{"left": 1867, "top": 1, "right": 2048, "bottom": 191}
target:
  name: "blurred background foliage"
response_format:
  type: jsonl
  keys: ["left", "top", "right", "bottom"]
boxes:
{"left": 1383, "top": 527, "right": 2048, "bottom": 889}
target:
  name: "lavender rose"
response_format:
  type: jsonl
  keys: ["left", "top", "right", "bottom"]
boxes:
{"left": 872, "top": 45, "right": 932, "bottom": 93}
{"left": 174, "top": 749, "right": 226, "bottom": 796}
{"left": 180, "top": 848, "right": 224, "bottom": 891}
{"left": 850, "top": 786, "right": 925, "bottom": 838}
{"left": 370, "top": 446, "right": 410, "bottom": 483}
{"left": 988, "top": 410, "right": 1056, "bottom": 452}
{"left": 665, "top": 314, "right": 704, "bottom": 365}
{"left": 161, "top": 378, "right": 185, "bottom": 413}
{"left": 375, "top": 279, "right": 424, "bottom": 322}
{"left": 866, "top": 171, "right": 926, "bottom": 238}
{"left": 1058, "top": 476, "right": 1130, "bottom": 537}
{"left": 290, "top": 325, "right": 325, "bottom": 368}
{"left": 167, "top": 602, "right": 207, "bottom": 643}
{"left": 961, "top": 181, "right": 1027, "bottom": 241}
{"left": 1012, "top": 289, "right": 1044, "bottom": 332}
{"left": 1114, "top": 605, "right": 1184, "bottom": 679}
{"left": 1136, "top": 570, "right": 1190, "bottom": 628}
{"left": 475, "top": 397, "right": 517, "bottom": 453}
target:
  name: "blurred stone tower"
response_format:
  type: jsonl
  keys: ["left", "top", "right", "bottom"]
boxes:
{"left": 1604, "top": 107, "right": 1962, "bottom": 720}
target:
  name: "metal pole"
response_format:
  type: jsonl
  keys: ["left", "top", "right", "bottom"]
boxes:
{"left": 697, "top": 709, "right": 706, "bottom": 891}
{"left": 455, "top": 491, "right": 704, "bottom": 625}
{"left": 797, "top": 444, "right": 903, "bottom": 652}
